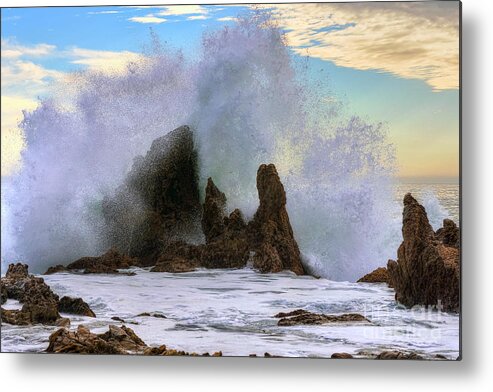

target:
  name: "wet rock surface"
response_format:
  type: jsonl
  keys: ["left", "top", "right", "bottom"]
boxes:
{"left": 64, "top": 248, "right": 140, "bottom": 274}
{"left": 1, "top": 263, "right": 66, "bottom": 326}
{"left": 331, "top": 352, "right": 354, "bottom": 359}
{"left": 58, "top": 296, "right": 96, "bottom": 317}
{"left": 44, "top": 265, "right": 68, "bottom": 275}
{"left": 47, "top": 324, "right": 222, "bottom": 356}
{"left": 150, "top": 256, "right": 198, "bottom": 273}
{"left": 357, "top": 267, "right": 391, "bottom": 285}
{"left": 274, "top": 309, "right": 369, "bottom": 326}
{"left": 143, "top": 162, "right": 305, "bottom": 275}
{"left": 375, "top": 350, "right": 423, "bottom": 360}
{"left": 47, "top": 325, "right": 146, "bottom": 354}
{"left": 387, "top": 194, "right": 460, "bottom": 312}
{"left": 1, "top": 263, "right": 95, "bottom": 326}
{"left": 436, "top": 218, "right": 460, "bottom": 248}
{"left": 249, "top": 164, "right": 305, "bottom": 275}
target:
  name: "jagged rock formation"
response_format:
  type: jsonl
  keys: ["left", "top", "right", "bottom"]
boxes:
{"left": 201, "top": 178, "right": 227, "bottom": 243}
{"left": 357, "top": 267, "right": 391, "bottom": 285}
{"left": 1, "top": 263, "right": 66, "bottom": 326}
{"left": 47, "top": 324, "right": 222, "bottom": 356}
{"left": 101, "top": 125, "right": 202, "bottom": 265}
{"left": 436, "top": 218, "right": 460, "bottom": 248}
{"left": 1, "top": 263, "right": 95, "bottom": 325}
{"left": 274, "top": 309, "right": 369, "bottom": 326}
{"left": 41, "top": 127, "right": 305, "bottom": 276}
{"left": 152, "top": 164, "right": 305, "bottom": 275}
{"left": 58, "top": 296, "right": 96, "bottom": 317}
{"left": 387, "top": 194, "right": 460, "bottom": 312}
{"left": 250, "top": 164, "right": 305, "bottom": 275}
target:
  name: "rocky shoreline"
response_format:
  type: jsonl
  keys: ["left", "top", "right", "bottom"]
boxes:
{"left": 1, "top": 125, "right": 460, "bottom": 358}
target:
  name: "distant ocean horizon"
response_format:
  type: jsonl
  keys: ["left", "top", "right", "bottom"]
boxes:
{"left": 394, "top": 179, "right": 460, "bottom": 225}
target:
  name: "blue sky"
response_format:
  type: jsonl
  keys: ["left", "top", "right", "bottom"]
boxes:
{"left": 1, "top": 3, "right": 460, "bottom": 178}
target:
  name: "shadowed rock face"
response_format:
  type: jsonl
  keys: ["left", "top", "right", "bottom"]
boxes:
{"left": 42, "top": 127, "right": 305, "bottom": 276}
{"left": 202, "top": 177, "right": 227, "bottom": 243}
{"left": 58, "top": 296, "right": 96, "bottom": 317}
{"left": 436, "top": 218, "right": 460, "bottom": 248}
{"left": 102, "top": 125, "right": 202, "bottom": 265}
{"left": 65, "top": 248, "right": 139, "bottom": 274}
{"left": 387, "top": 194, "right": 460, "bottom": 312}
{"left": 155, "top": 165, "right": 305, "bottom": 275}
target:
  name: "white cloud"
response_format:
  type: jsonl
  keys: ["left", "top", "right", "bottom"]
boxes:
{"left": 66, "top": 47, "right": 146, "bottom": 73}
{"left": 1, "top": 39, "right": 56, "bottom": 59}
{"left": 217, "top": 16, "right": 237, "bottom": 22}
{"left": 156, "top": 5, "right": 208, "bottom": 16}
{"left": 128, "top": 15, "right": 167, "bottom": 24}
{"left": 260, "top": 2, "right": 459, "bottom": 90}
{"left": 187, "top": 15, "right": 208, "bottom": 21}
{"left": 88, "top": 10, "right": 121, "bottom": 15}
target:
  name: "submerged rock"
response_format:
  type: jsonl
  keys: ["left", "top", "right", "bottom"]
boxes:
{"left": 102, "top": 125, "right": 202, "bottom": 264}
{"left": 375, "top": 351, "right": 423, "bottom": 360}
{"left": 357, "top": 267, "right": 391, "bottom": 285}
{"left": 44, "top": 265, "right": 68, "bottom": 275}
{"left": 58, "top": 296, "right": 96, "bottom": 317}
{"left": 387, "top": 194, "right": 460, "bottom": 312}
{"left": 274, "top": 309, "right": 369, "bottom": 326}
{"left": 65, "top": 248, "right": 139, "bottom": 274}
{"left": 331, "top": 353, "right": 354, "bottom": 359}
{"left": 150, "top": 255, "right": 198, "bottom": 273}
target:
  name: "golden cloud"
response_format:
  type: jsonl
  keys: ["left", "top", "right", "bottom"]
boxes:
{"left": 261, "top": 2, "right": 459, "bottom": 91}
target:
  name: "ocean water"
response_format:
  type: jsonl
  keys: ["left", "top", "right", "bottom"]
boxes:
{"left": 394, "top": 182, "right": 459, "bottom": 227}
{"left": 0, "top": 268, "right": 459, "bottom": 358}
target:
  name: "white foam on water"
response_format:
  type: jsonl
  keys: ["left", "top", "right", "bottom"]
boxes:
{"left": 1, "top": 269, "right": 459, "bottom": 358}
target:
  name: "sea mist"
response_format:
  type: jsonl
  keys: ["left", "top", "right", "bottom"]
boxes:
{"left": 2, "top": 13, "right": 415, "bottom": 280}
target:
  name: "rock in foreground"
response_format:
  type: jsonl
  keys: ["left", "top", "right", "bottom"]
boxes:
{"left": 375, "top": 351, "right": 423, "bottom": 360}
{"left": 387, "top": 194, "right": 460, "bottom": 312}
{"left": 274, "top": 309, "right": 369, "bottom": 326}
{"left": 1, "top": 263, "right": 66, "bottom": 326}
{"left": 47, "top": 325, "right": 222, "bottom": 356}
{"left": 1, "top": 263, "right": 96, "bottom": 326}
